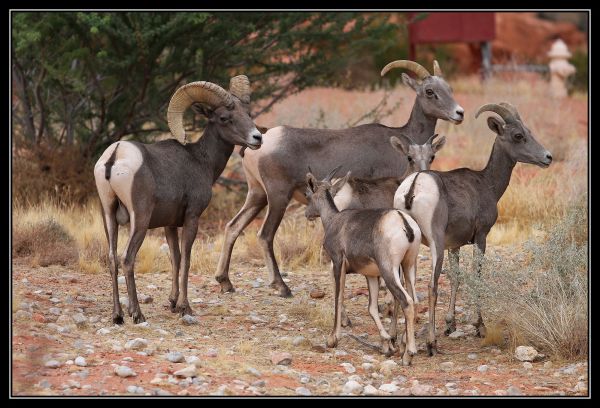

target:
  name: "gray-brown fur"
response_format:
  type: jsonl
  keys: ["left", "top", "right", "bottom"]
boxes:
{"left": 393, "top": 102, "right": 553, "bottom": 356}
{"left": 216, "top": 67, "right": 460, "bottom": 298}
{"left": 94, "top": 78, "right": 262, "bottom": 324}
{"left": 305, "top": 169, "right": 421, "bottom": 365}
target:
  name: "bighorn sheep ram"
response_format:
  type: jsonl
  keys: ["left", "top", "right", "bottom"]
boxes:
{"left": 216, "top": 60, "right": 464, "bottom": 298}
{"left": 94, "top": 76, "right": 263, "bottom": 323}
{"left": 394, "top": 102, "right": 553, "bottom": 355}
{"left": 305, "top": 168, "right": 421, "bottom": 366}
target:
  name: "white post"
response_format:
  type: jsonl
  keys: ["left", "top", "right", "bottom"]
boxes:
{"left": 547, "top": 39, "right": 576, "bottom": 98}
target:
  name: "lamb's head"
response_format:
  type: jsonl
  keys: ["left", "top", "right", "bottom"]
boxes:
{"left": 381, "top": 60, "right": 464, "bottom": 124}
{"left": 476, "top": 102, "right": 553, "bottom": 168}
{"left": 390, "top": 133, "right": 446, "bottom": 173}
{"left": 167, "top": 75, "right": 262, "bottom": 149}
{"left": 304, "top": 166, "right": 350, "bottom": 221}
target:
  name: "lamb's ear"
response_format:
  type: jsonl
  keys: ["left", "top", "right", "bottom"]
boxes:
{"left": 390, "top": 135, "right": 410, "bottom": 155}
{"left": 306, "top": 173, "right": 318, "bottom": 192}
{"left": 487, "top": 117, "right": 505, "bottom": 136}
{"left": 432, "top": 135, "right": 446, "bottom": 153}
{"left": 330, "top": 171, "right": 351, "bottom": 196}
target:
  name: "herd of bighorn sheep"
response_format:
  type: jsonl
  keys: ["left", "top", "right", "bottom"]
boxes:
{"left": 94, "top": 59, "right": 552, "bottom": 365}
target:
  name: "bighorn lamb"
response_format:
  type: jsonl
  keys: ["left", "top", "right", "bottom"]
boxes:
{"left": 305, "top": 168, "right": 421, "bottom": 365}
{"left": 394, "top": 102, "right": 553, "bottom": 355}
{"left": 94, "top": 76, "right": 263, "bottom": 323}
{"left": 216, "top": 60, "right": 464, "bottom": 297}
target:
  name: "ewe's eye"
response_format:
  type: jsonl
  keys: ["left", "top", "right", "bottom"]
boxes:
{"left": 425, "top": 89, "right": 434, "bottom": 97}
{"left": 220, "top": 115, "right": 230, "bottom": 123}
{"left": 514, "top": 133, "right": 524, "bottom": 141}
{"left": 407, "top": 156, "right": 413, "bottom": 162}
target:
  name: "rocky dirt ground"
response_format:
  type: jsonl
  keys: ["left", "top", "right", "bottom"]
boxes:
{"left": 12, "top": 246, "right": 588, "bottom": 397}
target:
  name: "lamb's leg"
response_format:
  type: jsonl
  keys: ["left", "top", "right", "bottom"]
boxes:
{"left": 445, "top": 248, "right": 461, "bottom": 335}
{"left": 327, "top": 259, "right": 346, "bottom": 348}
{"left": 215, "top": 185, "right": 267, "bottom": 293}
{"left": 426, "top": 235, "right": 445, "bottom": 356}
{"left": 165, "top": 227, "right": 181, "bottom": 312}
{"left": 366, "top": 276, "right": 395, "bottom": 356}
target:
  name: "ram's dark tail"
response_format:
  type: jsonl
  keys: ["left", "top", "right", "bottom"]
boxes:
{"left": 104, "top": 143, "right": 120, "bottom": 180}
{"left": 404, "top": 172, "right": 420, "bottom": 210}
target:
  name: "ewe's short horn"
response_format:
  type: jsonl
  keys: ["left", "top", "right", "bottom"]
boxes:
{"left": 324, "top": 165, "right": 343, "bottom": 182}
{"left": 433, "top": 60, "right": 443, "bottom": 77}
{"left": 426, "top": 133, "right": 440, "bottom": 145}
{"left": 381, "top": 60, "right": 430, "bottom": 80}
{"left": 167, "top": 81, "right": 234, "bottom": 144}
{"left": 475, "top": 103, "right": 515, "bottom": 123}
{"left": 229, "top": 75, "right": 251, "bottom": 104}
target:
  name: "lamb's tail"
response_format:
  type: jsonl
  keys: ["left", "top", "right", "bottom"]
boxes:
{"left": 104, "top": 143, "right": 120, "bottom": 180}
{"left": 404, "top": 172, "right": 420, "bottom": 210}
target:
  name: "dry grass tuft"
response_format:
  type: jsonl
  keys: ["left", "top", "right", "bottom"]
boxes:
{"left": 287, "top": 294, "right": 332, "bottom": 330}
{"left": 13, "top": 217, "right": 78, "bottom": 267}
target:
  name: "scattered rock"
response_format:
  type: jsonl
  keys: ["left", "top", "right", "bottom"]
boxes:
{"left": 49, "top": 308, "right": 62, "bottom": 316}
{"left": 181, "top": 315, "right": 198, "bottom": 325}
{"left": 246, "top": 367, "right": 261, "bottom": 377}
{"left": 114, "top": 366, "right": 136, "bottom": 378}
{"left": 127, "top": 385, "right": 144, "bottom": 394}
{"left": 448, "top": 330, "right": 465, "bottom": 339}
{"left": 445, "top": 382, "right": 457, "bottom": 390}
{"left": 33, "top": 313, "right": 47, "bottom": 323}
{"left": 467, "top": 353, "right": 478, "bottom": 360}
{"left": 573, "top": 381, "right": 587, "bottom": 393}
{"left": 270, "top": 352, "right": 292, "bottom": 366}
{"left": 340, "top": 362, "right": 356, "bottom": 373}
{"left": 74, "top": 356, "right": 87, "bottom": 367}
{"left": 206, "top": 348, "right": 218, "bottom": 357}
{"left": 514, "top": 345, "right": 538, "bottom": 362}
{"left": 49, "top": 297, "right": 61, "bottom": 304}
{"left": 125, "top": 338, "right": 148, "bottom": 350}
{"left": 139, "top": 294, "right": 153, "bottom": 304}
{"left": 296, "top": 387, "right": 311, "bottom": 396}
{"left": 523, "top": 362, "right": 533, "bottom": 370}
{"left": 342, "top": 380, "right": 363, "bottom": 395}
{"left": 334, "top": 349, "right": 348, "bottom": 357}
{"left": 494, "top": 389, "right": 508, "bottom": 396}
{"left": 174, "top": 365, "right": 197, "bottom": 378}
{"left": 363, "top": 384, "right": 379, "bottom": 396}
{"left": 561, "top": 365, "right": 577, "bottom": 375}
{"left": 411, "top": 383, "right": 433, "bottom": 396}
{"left": 292, "top": 336, "right": 307, "bottom": 346}
{"left": 44, "top": 360, "right": 61, "bottom": 369}
{"left": 380, "top": 359, "right": 398, "bottom": 375}
{"left": 72, "top": 313, "right": 87, "bottom": 327}
{"left": 299, "top": 374, "right": 310, "bottom": 384}
{"left": 185, "top": 356, "right": 202, "bottom": 367}
{"left": 507, "top": 385, "right": 522, "bottom": 396}
{"left": 440, "top": 361, "right": 454, "bottom": 371}
{"left": 96, "top": 328, "right": 110, "bottom": 335}
{"left": 14, "top": 310, "right": 32, "bottom": 320}
{"left": 165, "top": 351, "right": 185, "bottom": 363}
{"left": 309, "top": 288, "right": 325, "bottom": 299}
{"left": 379, "top": 383, "right": 399, "bottom": 393}
{"left": 37, "top": 380, "right": 51, "bottom": 389}
{"left": 478, "top": 365, "right": 489, "bottom": 373}
{"left": 361, "top": 362, "right": 375, "bottom": 372}
{"left": 543, "top": 361, "right": 553, "bottom": 368}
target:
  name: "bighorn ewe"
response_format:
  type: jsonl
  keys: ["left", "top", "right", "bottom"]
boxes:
{"left": 216, "top": 60, "right": 464, "bottom": 297}
{"left": 331, "top": 133, "right": 446, "bottom": 211}
{"left": 305, "top": 168, "right": 421, "bottom": 365}
{"left": 394, "top": 102, "right": 553, "bottom": 355}
{"left": 94, "top": 76, "right": 262, "bottom": 323}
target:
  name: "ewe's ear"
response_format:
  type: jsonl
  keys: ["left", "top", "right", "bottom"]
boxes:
{"left": 306, "top": 173, "right": 318, "bottom": 192}
{"left": 487, "top": 117, "right": 505, "bottom": 136}
{"left": 390, "top": 136, "right": 410, "bottom": 155}
{"left": 401, "top": 73, "right": 418, "bottom": 91}
{"left": 331, "top": 171, "right": 351, "bottom": 196}
{"left": 192, "top": 103, "right": 214, "bottom": 118}
{"left": 432, "top": 136, "right": 447, "bottom": 153}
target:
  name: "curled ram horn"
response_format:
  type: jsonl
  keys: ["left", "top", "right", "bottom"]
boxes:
{"left": 167, "top": 81, "right": 234, "bottom": 144}
{"left": 229, "top": 75, "right": 251, "bottom": 104}
{"left": 381, "top": 60, "right": 431, "bottom": 80}
{"left": 475, "top": 103, "right": 516, "bottom": 123}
